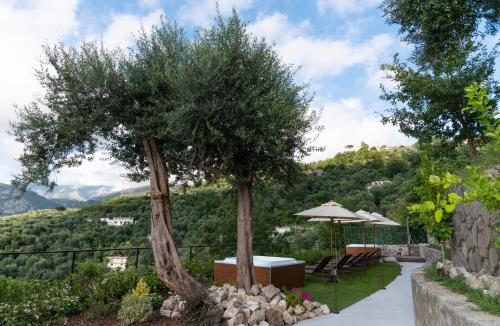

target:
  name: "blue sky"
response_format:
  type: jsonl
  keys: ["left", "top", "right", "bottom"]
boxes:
{"left": 0, "top": 0, "right": 416, "bottom": 188}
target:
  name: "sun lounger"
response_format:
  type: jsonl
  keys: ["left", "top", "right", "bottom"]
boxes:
{"left": 305, "top": 255, "right": 334, "bottom": 274}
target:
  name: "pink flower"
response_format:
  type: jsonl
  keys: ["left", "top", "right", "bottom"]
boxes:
{"left": 301, "top": 291, "right": 312, "bottom": 301}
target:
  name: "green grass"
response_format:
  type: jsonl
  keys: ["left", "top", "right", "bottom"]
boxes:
{"left": 425, "top": 263, "right": 500, "bottom": 316}
{"left": 301, "top": 262, "right": 401, "bottom": 311}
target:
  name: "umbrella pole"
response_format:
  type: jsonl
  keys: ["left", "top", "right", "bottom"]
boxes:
{"left": 381, "top": 225, "right": 386, "bottom": 290}
{"left": 330, "top": 218, "right": 334, "bottom": 256}
{"left": 362, "top": 223, "right": 366, "bottom": 254}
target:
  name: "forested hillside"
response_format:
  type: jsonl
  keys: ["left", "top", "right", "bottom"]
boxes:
{"left": 0, "top": 144, "right": 426, "bottom": 279}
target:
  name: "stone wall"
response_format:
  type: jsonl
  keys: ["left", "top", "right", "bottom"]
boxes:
{"left": 382, "top": 244, "right": 421, "bottom": 257}
{"left": 420, "top": 245, "right": 442, "bottom": 264}
{"left": 451, "top": 185, "right": 499, "bottom": 276}
{"left": 412, "top": 267, "right": 500, "bottom": 326}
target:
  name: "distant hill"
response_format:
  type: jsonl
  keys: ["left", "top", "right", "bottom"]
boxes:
{"left": 0, "top": 184, "right": 150, "bottom": 217}
{"left": 0, "top": 183, "right": 57, "bottom": 216}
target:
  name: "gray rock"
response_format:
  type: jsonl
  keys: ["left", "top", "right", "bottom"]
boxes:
{"left": 282, "top": 311, "right": 295, "bottom": 325}
{"left": 293, "top": 304, "right": 305, "bottom": 315}
{"left": 286, "top": 306, "right": 294, "bottom": 314}
{"left": 488, "top": 278, "right": 500, "bottom": 297}
{"left": 223, "top": 306, "right": 240, "bottom": 319}
{"left": 238, "top": 288, "right": 247, "bottom": 296}
{"left": 319, "top": 304, "right": 330, "bottom": 315}
{"left": 265, "top": 308, "right": 284, "bottom": 326}
{"left": 251, "top": 284, "right": 261, "bottom": 296}
{"left": 262, "top": 285, "right": 280, "bottom": 302}
{"left": 302, "top": 300, "right": 314, "bottom": 311}
{"left": 160, "top": 308, "right": 172, "bottom": 318}
{"left": 227, "top": 313, "right": 245, "bottom": 326}
{"left": 270, "top": 295, "right": 280, "bottom": 306}
{"left": 208, "top": 292, "right": 221, "bottom": 304}
{"left": 171, "top": 311, "right": 180, "bottom": 318}
{"left": 277, "top": 300, "right": 287, "bottom": 312}
{"left": 296, "top": 313, "right": 309, "bottom": 321}
{"left": 436, "top": 261, "right": 444, "bottom": 270}
{"left": 449, "top": 266, "right": 467, "bottom": 278}
{"left": 246, "top": 300, "right": 260, "bottom": 312}
{"left": 259, "top": 321, "right": 270, "bottom": 326}
{"left": 248, "top": 309, "right": 265, "bottom": 325}
{"left": 307, "top": 311, "right": 316, "bottom": 319}
{"left": 313, "top": 308, "right": 322, "bottom": 317}
{"left": 209, "top": 285, "right": 218, "bottom": 292}
{"left": 219, "top": 287, "right": 229, "bottom": 301}
{"left": 242, "top": 307, "right": 251, "bottom": 320}
{"left": 478, "top": 274, "right": 495, "bottom": 289}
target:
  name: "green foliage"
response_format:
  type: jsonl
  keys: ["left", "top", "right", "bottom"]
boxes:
{"left": 181, "top": 11, "right": 319, "bottom": 185}
{"left": 289, "top": 249, "right": 329, "bottom": 265}
{"left": 131, "top": 278, "right": 150, "bottom": 296}
{"left": 183, "top": 258, "right": 214, "bottom": 283}
{"left": 147, "top": 293, "right": 164, "bottom": 310}
{"left": 0, "top": 277, "right": 84, "bottom": 326}
{"left": 282, "top": 288, "right": 304, "bottom": 307}
{"left": 94, "top": 269, "right": 140, "bottom": 304}
{"left": 380, "top": 0, "right": 499, "bottom": 156}
{"left": 117, "top": 294, "right": 154, "bottom": 326}
{"left": 425, "top": 263, "right": 500, "bottom": 315}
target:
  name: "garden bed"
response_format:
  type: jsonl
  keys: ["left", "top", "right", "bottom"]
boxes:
{"left": 63, "top": 311, "right": 187, "bottom": 326}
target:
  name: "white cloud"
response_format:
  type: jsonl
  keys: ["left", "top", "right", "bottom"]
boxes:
{"left": 98, "top": 9, "right": 164, "bottom": 49}
{"left": 317, "top": 0, "right": 382, "bottom": 15}
{"left": 177, "top": 0, "right": 254, "bottom": 27}
{"left": 0, "top": 1, "right": 156, "bottom": 188}
{"left": 138, "top": 0, "right": 160, "bottom": 9}
{"left": 307, "top": 98, "right": 413, "bottom": 162}
{"left": 248, "top": 13, "right": 394, "bottom": 81}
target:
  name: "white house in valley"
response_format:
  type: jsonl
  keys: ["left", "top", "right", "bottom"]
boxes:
{"left": 107, "top": 256, "right": 128, "bottom": 270}
{"left": 100, "top": 217, "right": 134, "bottom": 226}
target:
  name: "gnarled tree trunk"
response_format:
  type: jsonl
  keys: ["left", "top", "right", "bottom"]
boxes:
{"left": 143, "top": 139, "right": 204, "bottom": 301}
{"left": 236, "top": 179, "right": 256, "bottom": 291}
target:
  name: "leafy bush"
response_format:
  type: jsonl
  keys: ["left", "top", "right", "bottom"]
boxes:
{"left": 0, "top": 277, "right": 83, "bottom": 326}
{"left": 148, "top": 293, "right": 164, "bottom": 310}
{"left": 184, "top": 258, "right": 214, "bottom": 283}
{"left": 117, "top": 294, "right": 153, "bottom": 326}
{"left": 290, "top": 249, "right": 328, "bottom": 265}
{"left": 94, "top": 269, "right": 138, "bottom": 304}
{"left": 283, "top": 287, "right": 312, "bottom": 307}
{"left": 132, "top": 278, "right": 150, "bottom": 296}
{"left": 137, "top": 267, "right": 170, "bottom": 294}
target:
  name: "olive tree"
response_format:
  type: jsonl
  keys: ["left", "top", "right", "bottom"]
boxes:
{"left": 181, "top": 12, "right": 319, "bottom": 291}
{"left": 10, "top": 21, "right": 205, "bottom": 301}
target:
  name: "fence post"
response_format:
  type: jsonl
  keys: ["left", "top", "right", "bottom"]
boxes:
{"left": 271, "top": 242, "right": 274, "bottom": 256}
{"left": 135, "top": 248, "right": 139, "bottom": 269}
{"left": 189, "top": 246, "right": 193, "bottom": 262}
{"left": 318, "top": 240, "right": 321, "bottom": 252}
{"left": 71, "top": 251, "right": 76, "bottom": 274}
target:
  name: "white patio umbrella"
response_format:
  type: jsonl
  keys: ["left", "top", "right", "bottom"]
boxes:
{"left": 336, "top": 209, "right": 380, "bottom": 254}
{"left": 295, "top": 201, "right": 362, "bottom": 256}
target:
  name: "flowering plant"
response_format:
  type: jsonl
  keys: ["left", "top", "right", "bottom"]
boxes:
{"left": 283, "top": 287, "right": 313, "bottom": 307}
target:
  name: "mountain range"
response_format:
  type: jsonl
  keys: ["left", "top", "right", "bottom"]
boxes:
{"left": 0, "top": 183, "right": 149, "bottom": 216}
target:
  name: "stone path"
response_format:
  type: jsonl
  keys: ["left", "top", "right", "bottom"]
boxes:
{"left": 299, "top": 262, "right": 424, "bottom": 326}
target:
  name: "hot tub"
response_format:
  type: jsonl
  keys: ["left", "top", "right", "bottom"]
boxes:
{"left": 214, "top": 256, "right": 305, "bottom": 289}
{"left": 346, "top": 244, "right": 382, "bottom": 256}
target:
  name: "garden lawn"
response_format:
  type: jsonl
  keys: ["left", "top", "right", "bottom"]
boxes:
{"left": 301, "top": 262, "right": 401, "bottom": 311}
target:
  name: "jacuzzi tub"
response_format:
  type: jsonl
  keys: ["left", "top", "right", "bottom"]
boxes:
{"left": 214, "top": 256, "right": 305, "bottom": 289}
{"left": 346, "top": 244, "right": 382, "bottom": 256}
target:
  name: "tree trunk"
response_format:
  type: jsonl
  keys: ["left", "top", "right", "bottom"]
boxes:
{"left": 466, "top": 136, "right": 478, "bottom": 160}
{"left": 236, "top": 179, "right": 256, "bottom": 291}
{"left": 143, "top": 139, "right": 204, "bottom": 301}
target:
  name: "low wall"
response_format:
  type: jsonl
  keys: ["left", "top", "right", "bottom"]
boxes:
{"left": 382, "top": 244, "right": 420, "bottom": 256}
{"left": 420, "top": 245, "right": 442, "bottom": 264}
{"left": 412, "top": 267, "right": 500, "bottom": 326}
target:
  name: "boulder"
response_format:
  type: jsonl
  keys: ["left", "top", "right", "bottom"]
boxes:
{"left": 171, "top": 311, "right": 180, "bottom": 318}
{"left": 293, "top": 304, "right": 305, "bottom": 315}
{"left": 320, "top": 304, "right": 330, "bottom": 315}
{"left": 259, "top": 321, "right": 270, "bottom": 326}
{"left": 262, "top": 285, "right": 280, "bottom": 302}
{"left": 246, "top": 300, "right": 260, "bottom": 312}
{"left": 478, "top": 274, "right": 495, "bottom": 289}
{"left": 242, "top": 307, "right": 251, "bottom": 320}
{"left": 296, "top": 313, "right": 309, "bottom": 321}
{"left": 436, "top": 261, "right": 444, "bottom": 270}
{"left": 313, "top": 308, "right": 322, "bottom": 317}
{"left": 223, "top": 306, "right": 240, "bottom": 319}
{"left": 302, "top": 300, "right": 314, "bottom": 311}
{"left": 227, "top": 313, "right": 245, "bottom": 326}
{"left": 270, "top": 295, "right": 280, "bottom": 305}
{"left": 160, "top": 308, "right": 172, "bottom": 318}
{"left": 282, "top": 311, "right": 295, "bottom": 325}
{"left": 449, "top": 266, "right": 467, "bottom": 279}
{"left": 248, "top": 309, "right": 265, "bottom": 325}
{"left": 488, "top": 278, "right": 500, "bottom": 297}
{"left": 208, "top": 292, "right": 221, "bottom": 304}
{"left": 277, "top": 300, "right": 287, "bottom": 312}
{"left": 307, "top": 312, "right": 316, "bottom": 319}
{"left": 265, "top": 308, "right": 284, "bottom": 326}
{"left": 251, "top": 284, "right": 261, "bottom": 296}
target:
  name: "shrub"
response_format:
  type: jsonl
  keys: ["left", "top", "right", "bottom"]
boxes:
{"left": 148, "top": 293, "right": 164, "bottom": 310}
{"left": 95, "top": 269, "right": 138, "bottom": 304}
{"left": 290, "top": 249, "right": 328, "bottom": 265}
{"left": 183, "top": 259, "right": 214, "bottom": 283}
{"left": 0, "top": 277, "right": 83, "bottom": 326}
{"left": 132, "top": 278, "right": 150, "bottom": 296}
{"left": 136, "top": 267, "right": 169, "bottom": 294}
{"left": 117, "top": 294, "right": 153, "bottom": 326}
{"left": 282, "top": 287, "right": 312, "bottom": 307}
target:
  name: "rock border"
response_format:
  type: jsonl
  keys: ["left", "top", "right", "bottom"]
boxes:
{"left": 411, "top": 267, "right": 500, "bottom": 326}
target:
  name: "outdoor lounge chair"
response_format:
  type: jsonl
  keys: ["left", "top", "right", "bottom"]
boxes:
{"left": 327, "top": 254, "right": 352, "bottom": 280}
{"left": 305, "top": 255, "right": 334, "bottom": 274}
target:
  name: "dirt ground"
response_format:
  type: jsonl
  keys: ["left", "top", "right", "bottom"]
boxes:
{"left": 64, "top": 311, "right": 190, "bottom": 326}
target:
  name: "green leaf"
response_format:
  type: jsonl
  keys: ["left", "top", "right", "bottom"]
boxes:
{"left": 448, "top": 192, "right": 462, "bottom": 204}
{"left": 429, "top": 175, "right": 441, "bottom": 184}
{"left": 434, "top": 209, "right": 443, "bottom": 223}
{"left": 423, "top": 201, "right": 435, "bottom": 210}
{"left": 444, "top": 204, "right": 456, "bottom": 213}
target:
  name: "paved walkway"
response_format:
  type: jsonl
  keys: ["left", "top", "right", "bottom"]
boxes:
{"left": 299, "top": 262, "right": 424, "bottom": 326}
